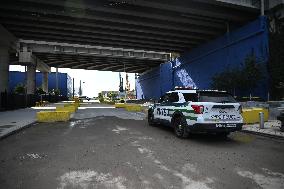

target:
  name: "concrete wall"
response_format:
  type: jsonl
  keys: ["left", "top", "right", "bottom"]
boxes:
{"left": 136, "top": 16, "right": 269, "bottom": 100}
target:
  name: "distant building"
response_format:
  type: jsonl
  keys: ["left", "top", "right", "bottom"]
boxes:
{"left": 9, "top": 71, "right": 72, "bottom": 97}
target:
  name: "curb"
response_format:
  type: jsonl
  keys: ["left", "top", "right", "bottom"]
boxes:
{"left": 0, "top": 122, "right": 36, "bottom": 140}
{"left": 0, "top": 113, "right": 75, "bottom": 140}
{"left": 240, "top": 129, "right": 284, "bottom": 140}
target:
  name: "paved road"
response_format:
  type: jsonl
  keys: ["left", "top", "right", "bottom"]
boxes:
{"left": 1, "top": 103, "right": 284, "bottom": 189}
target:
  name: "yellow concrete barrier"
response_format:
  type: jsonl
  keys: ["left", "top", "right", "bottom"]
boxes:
{"left": 125, "top": 105, "right": 142, "bottom": 112}
{"left": 37, "top": 111, "right": 70, "bottom": 122}
{"left": 64, "top": 103, "right": 79, "bottom": 110}
{"left": 56, "top": 106, "right": 76, "bottom": 113}
{"left": 242, "top": 108, "right": 269, "bottom": 124}
{"left": 115, "top": 103, "right": 129, "bottom": 108}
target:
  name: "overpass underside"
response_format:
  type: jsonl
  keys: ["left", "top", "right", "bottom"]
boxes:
{"left": 1, "top": 0, "right": 260, "bottom": 71}
{"left": 0, "top": 0, "right": 261, "bottom": 95}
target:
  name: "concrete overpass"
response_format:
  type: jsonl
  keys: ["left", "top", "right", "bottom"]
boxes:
{"left": 0, "top": 0, "right": 262, "bottom": 95}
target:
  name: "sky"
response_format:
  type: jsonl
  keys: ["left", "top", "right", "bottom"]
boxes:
{"left": 9, "top": 65, "right": 136, "bottom": 97}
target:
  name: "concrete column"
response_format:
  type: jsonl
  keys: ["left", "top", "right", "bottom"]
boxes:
{"left": 42, "top": 72, "right": 48, "bottom": 93}
{"left": 26, "top": 65, "right": 36, "bottom": 94}
{"left": 0, "top": 48, "right": 9, "bottom": 93}
{"left": 261, "top": 0, "right": 265, "bottom": 16}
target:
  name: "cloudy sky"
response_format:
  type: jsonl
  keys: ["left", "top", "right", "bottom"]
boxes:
{"left": 9, "top": 65, "right": 136, "bottom": 97}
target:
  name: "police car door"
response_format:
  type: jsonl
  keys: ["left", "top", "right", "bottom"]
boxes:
{"left": 155, "top": 93, "right": 169, "bottom": 120}
{"left": 159, "top": 92, "right": 179, "bottom": 123}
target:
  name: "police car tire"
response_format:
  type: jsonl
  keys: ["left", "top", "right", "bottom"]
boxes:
{"left": 173, "top": 116, "right": 189, "bottom": 138}
{"left": 148, "top": 111, "right": 155, "bottom": 126}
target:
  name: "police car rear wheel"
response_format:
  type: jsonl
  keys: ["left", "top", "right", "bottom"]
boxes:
{"left": 174, "top": 116, "right": 189, "bottom": 138}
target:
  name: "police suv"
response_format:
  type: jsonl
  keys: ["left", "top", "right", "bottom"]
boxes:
{"left": 148, "top": 88, "right": 243, "bottom": 138}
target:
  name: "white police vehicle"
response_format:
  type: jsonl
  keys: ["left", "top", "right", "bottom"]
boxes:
{"left": 148, "top": 88, "right": 243, "bottom": 138}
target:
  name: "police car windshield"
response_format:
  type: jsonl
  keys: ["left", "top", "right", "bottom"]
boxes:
{"left": 199, "top": 92, "right": 236, "bottom": 103}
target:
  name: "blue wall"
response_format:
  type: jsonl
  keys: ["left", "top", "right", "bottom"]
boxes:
{"left": 136, "top": 16, "right": 269, "bottom": 100}
{"left": 9, "top": 72, "right": 71, "bottom": 97}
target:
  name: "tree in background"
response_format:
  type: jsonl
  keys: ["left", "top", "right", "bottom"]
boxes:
{"left": 98, "top": 92, "right": 104, "bottom": 103}
{"left": 36, "top": 87, "right": 46, "bottom": 95}
{"left": 107, "top": 92, "right": 118, "bottom": 102}
{"left": 241, "top": 53, "right": 263, "bottom": 94}
{"left": 268, "top": 26, "right": 284, "bottom": 100}
{"left": 14, "top": 83, "right": 26, "bottom": 94}
{"left": 53, "top": 89, "right": 60, "bottom": 96}
{"left": 211, "top": 53, "right": 262, "bottom": 97}
{"left": 211, "top": 68, "right": 241, "bottom": 95}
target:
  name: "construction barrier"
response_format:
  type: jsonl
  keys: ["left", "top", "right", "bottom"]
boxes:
{"left": 242, "top": 108, "right": 269, "bottom": 124}
{"left": 56, "top": 105, "right": 77, "bottom": 113}
{"left": 64, "top": 103, "right": 80, "bottom": 110}
{"left": 37, "top": 111, "right": 70, "bottom": 122}
{"left": 115, "top": 103, "right": 129, "bottom": 108}
{"left": 125, "top": 105, "right": 142, "bottom": 112}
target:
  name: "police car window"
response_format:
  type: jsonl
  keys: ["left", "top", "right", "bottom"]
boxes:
{"left": 199, "top": 92, "right": 236, "bottom": 103}
{"left": 183, "top": 93, "right": 198, "bottom": 102}
{"left": 162, "top": 94, "right": 170, "bottom": 102}
{"left": 158, "top": 95, "right": 165, "bottom": 103}
{"left": 169, "top": 92, "right": 179, "bottom": 102}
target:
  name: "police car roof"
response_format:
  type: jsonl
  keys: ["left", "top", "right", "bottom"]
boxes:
{"left": 168, "top": 89, "right": 197, "bottom": 93}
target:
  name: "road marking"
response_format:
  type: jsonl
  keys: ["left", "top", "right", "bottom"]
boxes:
{"left": 112, "top": 125, "right": 128, "bottom": 134}
{"left": 58, "top": 170, "right": 126, "bottom": 189}
{"left": 237, "top": 168, "right": 284, "bottom": 189}
{"left": 31, "top": 107, "right": 56, "bottom": 110}
{"left": 131, "top": 138, "right": 214, "bottom": 189}
{"left": 78, "top": 107, "right": 115, "bottom": 109}
{"left": 26, "top": 153, "right": 42, "bottom": 159}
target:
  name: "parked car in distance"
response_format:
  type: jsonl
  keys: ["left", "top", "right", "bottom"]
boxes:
{"left": 79, "top": 96, "right": 90, "bottom": 101}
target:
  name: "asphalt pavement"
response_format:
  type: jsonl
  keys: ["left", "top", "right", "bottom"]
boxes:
{"left": 0, "top": 102, "right": 284, "bottom": 189}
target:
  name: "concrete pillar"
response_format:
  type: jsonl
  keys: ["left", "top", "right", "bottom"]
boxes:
{"left": 261, "top": 0, "right": 265, "bottom": 16}
{"left": 0, "top": 48, "right": 9, "bottom": 93}
{"left": 42, "top": 72, "right": 48, "bottom": 93}
{"left": 26, "top": 65, "right": 36, "bottom": 94}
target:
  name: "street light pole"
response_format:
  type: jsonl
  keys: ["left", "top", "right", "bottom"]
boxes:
{"left": 72, "top": 78, "right": 75, "bottom": 99}
{"left": 79, "top": 80, "right": 85, "bottom": 97}
{"left": 79, "top": 80, "right": 82, "bottom": 96}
